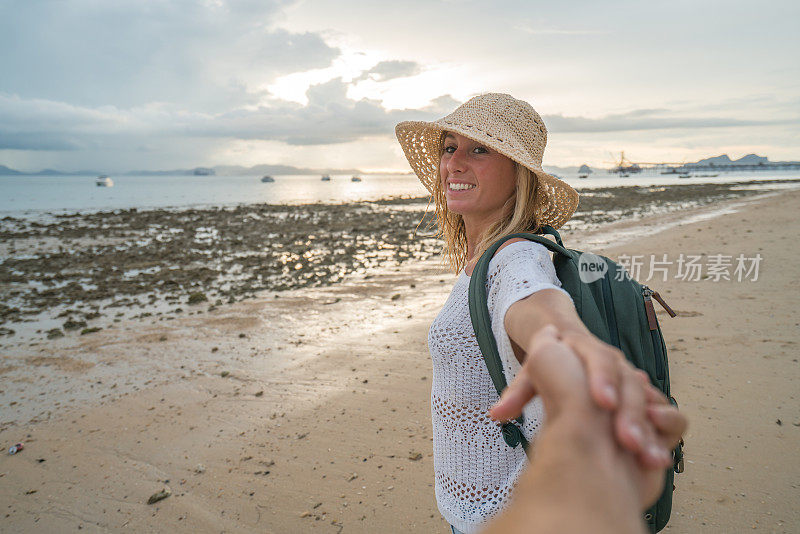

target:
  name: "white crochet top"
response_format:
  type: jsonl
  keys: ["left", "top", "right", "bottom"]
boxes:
{"left": 428, "top": 241, "right": 570, "bottom": 534}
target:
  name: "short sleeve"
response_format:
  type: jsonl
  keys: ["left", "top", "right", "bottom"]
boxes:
{"left": 485, "top": 240, "right": 573, "bottom": 440}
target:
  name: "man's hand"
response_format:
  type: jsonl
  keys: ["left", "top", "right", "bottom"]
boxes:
{"left": 483, "top": 325, "right": 687, "bottom": 534}
{"left": 504, "top": 289, "right": 674, "bottom": 469}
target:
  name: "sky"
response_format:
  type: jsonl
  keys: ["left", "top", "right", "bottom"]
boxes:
{"left": 0, "top": 0, "right": 798, "bottom": 173}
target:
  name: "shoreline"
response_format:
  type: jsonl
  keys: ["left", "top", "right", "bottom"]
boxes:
{"left": 2, "top": 179, "right": 798, "bottom": 349}
{"left": 1, "top": 183, "right": 798, "bottom": 431}
{"left": 1, "top": 185, "right": 799, "bottom": 532}
{"left": 2, "top": 173, "right": 799, "bottom": 217}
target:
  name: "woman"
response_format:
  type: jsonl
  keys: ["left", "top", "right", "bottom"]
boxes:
{"left": 395, "top": 93, "right": 675, "bottom": 533}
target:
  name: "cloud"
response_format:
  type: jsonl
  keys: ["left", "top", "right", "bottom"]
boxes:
{"left": 354, "top": 60, "right": 423, "bottom": 82}
{"left": 0, "top": 0, "right": 339, "bottom": 112}
{"left": 9, "top": 80, "right": 795, "bottom": 160}
{"left": 0, "top": 133, "right": 83, "bottom": 151}
{"left": 0, "top": 80, "right": 456, "bottom": 153}
{"left": 543, "top": 109, "right": 791, "bottom": 133}
{"left": 0, "top": 93, "right": 182, "bottom": 150}
{"left": 426, "top": 95, "right": 463, "bottom": 115}
{"left": 514, "top": 24, "right": 608, "bottom": 36}
{"left": 185, "top": 78, "right": 448, "bottom": 145}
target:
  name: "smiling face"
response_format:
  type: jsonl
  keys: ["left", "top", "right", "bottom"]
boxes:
{"left": 439, "top": 132, "right": 517, "bottom": 224}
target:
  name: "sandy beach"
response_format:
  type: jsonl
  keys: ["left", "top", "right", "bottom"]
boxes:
{"left": 1, "top": 185, "right": 799, "bottom": 532}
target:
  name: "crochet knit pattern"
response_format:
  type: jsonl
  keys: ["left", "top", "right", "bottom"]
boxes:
{"left": 428, "top": 240, "right": 571, "bottom": 533}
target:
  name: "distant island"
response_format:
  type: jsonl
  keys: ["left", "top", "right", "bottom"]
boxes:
{"left": 0, "top": 163, "right": 393, "bottom": 177}
{"left": 686, "top": 154, "right": 769, "bottom": 167}
{"left": 1, "top": 154, "right": 798, "bottom": 177}
{"left": 545, "top": 154, "right": 800, "bottom": 176}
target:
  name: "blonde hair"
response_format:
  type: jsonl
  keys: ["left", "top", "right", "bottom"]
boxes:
{"left": 431, "top": 145, "right": 543, "bottom": 272}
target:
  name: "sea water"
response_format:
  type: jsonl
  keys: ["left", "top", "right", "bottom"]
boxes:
{"left": 0, "top": 174, "right": 428, "bottom": 216}
{"left": 1, "top": 170, "right": 798, "bottom": 216}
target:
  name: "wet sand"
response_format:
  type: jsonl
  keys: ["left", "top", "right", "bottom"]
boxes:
{"left": 0, "top": 181, "right": 789, "bottom": 346}
{"left": 1, "top": 184, "right": 799, "bottom": 532}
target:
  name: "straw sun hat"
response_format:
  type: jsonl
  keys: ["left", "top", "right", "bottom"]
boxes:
{"left": 395, "top": 92, "right": 579, "bottom": 229}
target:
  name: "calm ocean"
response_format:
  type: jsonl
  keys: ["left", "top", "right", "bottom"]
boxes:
{"left": 1, "top": 170, "right": 798, "bottom": 216}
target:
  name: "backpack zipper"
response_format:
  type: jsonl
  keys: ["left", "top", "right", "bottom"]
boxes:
{"left": 642, "top": 285, "right": 668, "bottom": 381}
{"left": 642, "top": 286, "right": 659, "bottom": 331}
{"left": 652, "top": 290, "right": 677, "bottom": 317}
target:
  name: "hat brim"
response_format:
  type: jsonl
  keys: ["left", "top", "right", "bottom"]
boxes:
{"left": 395, "top": 120, "right": 579, "bottom": 230}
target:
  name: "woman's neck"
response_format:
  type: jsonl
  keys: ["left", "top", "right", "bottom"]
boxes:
{"left": 463, "top": 214, "right": 496, "bottom": 272}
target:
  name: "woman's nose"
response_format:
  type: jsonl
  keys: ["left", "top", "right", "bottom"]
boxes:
{"left": 446, "top": 147, "right": 467, "bottom": 174}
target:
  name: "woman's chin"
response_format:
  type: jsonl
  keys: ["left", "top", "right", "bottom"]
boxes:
{"left": 445, "top": 199, "right": 471, "bottom": 215}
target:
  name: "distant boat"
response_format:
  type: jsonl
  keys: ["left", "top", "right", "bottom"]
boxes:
{"left": 620, "top": 173, "right": 630, "bottom": 178}
{"left": 678, "top": 173, "right": 691, "bottom": 179}
{"left": 96, "top": 175, "right": 113, "bottom": 187}
{"left": 578, "top": 174, "right": 588, "bottom": 179}
{"left": 694, "top": 173, "right": 719, "bottom": 178}
{"left": 260, "top": 175, "right": 275, "bottom": 182}
{"left": 321, "top": 174, "right": 331, "bottom": 181}
{"left": 351, "top": 175, "right": 362, "bottom": 182}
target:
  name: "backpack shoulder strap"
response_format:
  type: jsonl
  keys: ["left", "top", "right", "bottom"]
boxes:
{"left": 467, "top": 231, "right": 569, "bottom": 450}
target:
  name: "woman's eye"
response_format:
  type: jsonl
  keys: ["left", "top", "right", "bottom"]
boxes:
{"left": 443, "top": 144, "right": 487, "bottom": 155}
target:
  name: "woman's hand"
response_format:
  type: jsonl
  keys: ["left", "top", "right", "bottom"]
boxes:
{"left": 503, "top": 289, "right": 673, "bottom": 468}
{"left": 491, "top": 325, "right": 687, "bottom": 506}
{"left": 560, "top": 329, "right": 671, "bottom": 469}
{"left": 636, "top": 376, "right": 687, "bottom": 505}
{"left": 483, "top": 327, "right": 688, "bottom": 534}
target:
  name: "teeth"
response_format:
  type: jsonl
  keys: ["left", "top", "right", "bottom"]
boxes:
{"left": 449, "top": 183, "right": 475, "bottom": 191}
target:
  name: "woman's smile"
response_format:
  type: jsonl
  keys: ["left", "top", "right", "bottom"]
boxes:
{"left": 447, "top": 181, "right": 476, "bottom": 192}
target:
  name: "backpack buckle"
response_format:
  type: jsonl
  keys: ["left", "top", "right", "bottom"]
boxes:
{"left": 501, "top": 422, "right": 524, "bottom": 448}
{"left": 674, "top": 438, "right": 685, "bottom": 473}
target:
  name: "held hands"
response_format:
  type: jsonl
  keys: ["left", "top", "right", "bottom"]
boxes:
{"left": 490, "top": 325, "right": 686, "bottom": 505}
{"left": 562, "top": 328, "right": 674, "bottom": 469}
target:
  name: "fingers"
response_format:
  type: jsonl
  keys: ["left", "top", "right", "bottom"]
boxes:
{"left": 617, "top": 365, "right": 678, "bottom": 469}
{"left": 565, "top": 334, "right": 675, "bottom": 467}
{"left": 491, "top": 325, "right": 591, "bottom": 421}
{"left": 643, "top": 379, "right": 669, "bottom": 406}
{"left": 527, "top": 338, "right": 591, "bottom": 409}
{"left": 614, "top": 366, "right": 648, "bottom": 453}
{"left": 641, "top": 376, "right": 685, "bottom": 462}
{"left": 563, "top": 333, "right": 622, "bottom": 410}
{"left": 647, "top": 404, "right": 688, "bottom": 450}
{"left": 489, "top": 370, "right": 537, "bottom": 422}
{"left": 499, "top": 323, "right": 684, "bottom": 472}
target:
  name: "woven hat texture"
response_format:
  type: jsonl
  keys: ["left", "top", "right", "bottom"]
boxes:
{"left": 395, "top": 93, "right": 579, "bottom": 229}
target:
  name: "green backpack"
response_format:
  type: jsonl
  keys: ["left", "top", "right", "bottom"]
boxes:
{"left": 467, "top": 226, "right": 684, "bottom": 533}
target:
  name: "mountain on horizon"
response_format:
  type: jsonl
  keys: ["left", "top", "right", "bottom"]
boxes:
{"left": 0, "top": 163, "right": 364, "bottom": 177}
{"left": 0, "top": 164, "right": 24, "bottom": 175}
{"left": 688, "top": 154, "right": 770, "bottom": 167}
{"left": 211, "top": 164, "right": 362, "bottom": 176}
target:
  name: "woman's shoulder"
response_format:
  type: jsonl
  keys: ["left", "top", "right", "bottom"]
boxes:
{"left": 495, "top": 237, "right": 536, "bottom": 254}
{"left": 493, "top": 237, "right": 550, "bottom": 259}
{"left": 485, "top": 238, "right": 561, "bottom": 291}
{"left": 487, "top": 238, "right": 552, "bottom": 274}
